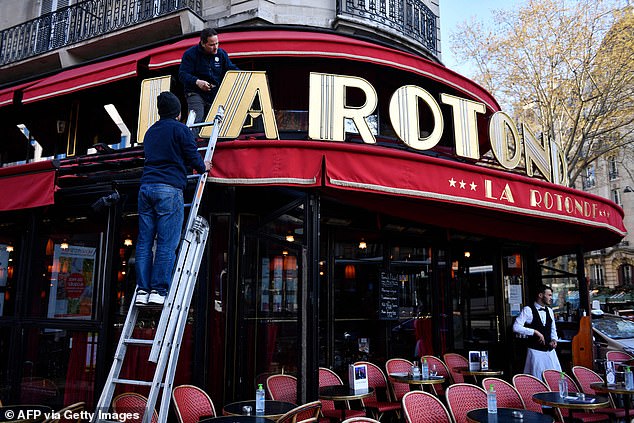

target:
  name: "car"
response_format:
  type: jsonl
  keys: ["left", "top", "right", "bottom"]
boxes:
{"left": 592, "top": 313, "right": 634, "bottom": 357}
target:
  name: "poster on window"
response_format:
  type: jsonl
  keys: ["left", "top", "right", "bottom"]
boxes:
{"left": 47, "top": 244, "right": 95, "bottom": 319}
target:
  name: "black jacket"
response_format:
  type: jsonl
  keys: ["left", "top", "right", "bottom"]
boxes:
{"left": 178, "top": 44, "right": 239, "bottom": 103}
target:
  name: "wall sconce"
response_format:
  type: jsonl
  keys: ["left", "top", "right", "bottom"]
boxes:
{"left": 285, "top": 235, "right": 295, "bottom": 242}
{"left": 625, "top": 186, "right": 634, "bottom": 193}
{"left": 124, "top": 237, "right": 133, "bottom": 247}
{"left": 60, "top": 241, "right": 69, "bottom": 250}
{"left": 358, "top": 240, "right": 367, "bottom": 249}
{"left": 5, "top": 245, "right": 14, "bottom": 252}
{"left": 282, "top": 250, "right": 289, "bottom": 256}
{"left": 344, "top": 264, "right": 356, "bottom": 279}
{"left": 464, "top": 251, "right": 471, "bottom": 258}
{"left": 56, "top": 120, "right": 66, "bottom": 134}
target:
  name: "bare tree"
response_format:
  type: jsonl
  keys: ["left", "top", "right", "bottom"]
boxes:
{"left": 450, "top": 0, "right": 634, "bottom": 186}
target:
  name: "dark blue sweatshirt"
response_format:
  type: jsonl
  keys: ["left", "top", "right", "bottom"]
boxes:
{"left": 141, "top": 118, "right": 206, "bottom": 190}
{"left": 178, "top": 44, "right": 239, "bottom": 103}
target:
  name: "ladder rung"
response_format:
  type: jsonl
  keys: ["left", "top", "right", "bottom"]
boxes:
{"left": 123, "top": 338, "right": 154, "bottom": 346}
{"left": 112, "top": 378, "right": 155, "bottom": 387}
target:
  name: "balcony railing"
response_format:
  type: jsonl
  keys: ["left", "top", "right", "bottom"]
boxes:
{"left": 0, "top": 0, "right": 202, "bottom": 66}
{"left": 338, "top": 0, "right": 437, "bottom": 55}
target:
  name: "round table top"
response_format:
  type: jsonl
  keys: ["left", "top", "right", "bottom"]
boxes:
{"left": 590, "top": 381, "right": 634, "bottom": 395}
{"left": 455, "top": 367, "right": 504, "bottom": 376}
{"left": 199, "top": 415, "right": 275, "bottom": 423}
{"left": 223, "top": 400, "right": 297, "bottom": 420}
{"left": 318, "top": 385, "right": 374, "bottom": 400}
{"left": 388, "top": 373, "right": 445, "bottom": 385}
{"left": 467, "top": 408, "right": 554, "bottom": 423}
{"left": 0, "top": 405, "right": 53, "bottom": 423}
{"left": 531, "top": 391, "right": 610, "bottom": 410}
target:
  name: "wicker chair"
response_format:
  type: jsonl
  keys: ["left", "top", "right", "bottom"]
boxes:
{"left": 542, "top": 369, "right": 610, "bottom": 423}
{"left": 606, "top": 350, "right": 634, "bottom": 363}
{"left": 340, "top": 418, "right": 380, "bottom": 423}
{"left": 421, "top": 355, "right": 451, "bottom": 396}
{"left": 512, "top": 374, "right": 549, "bottom": 414}
{"left": 445, "top": 383, "right": 487, "bottom": 423}
{"left": 277, "top": 401, "right": 322, "bottom": 423}
{"left": 402, "top": 391, "right": 452, "bottom": 423}
{"left": 443, "top": 353, "right": 468, "bottom": 384}
{"left": 267, "top": 374, "right": 298, "bottom": 404}
{"left": 353, "top": 361, "right": 402, "bottom": 421}
{"left": 571, "top": 365, "right": 626, "bottom": 420}
{"left": 481, "top": 377, "right": 524, "bottom": 409}
{"left": 112, "top": 392, "right": 158, "bottom": 423}
{"left": 385, "top": 358, "right": 413, "bottom": 402}
{"left": 172, "top": 384, "right": 216, "bottom": 423}
{"left": 319, "top": 367, "right": 366, "bottom": 422}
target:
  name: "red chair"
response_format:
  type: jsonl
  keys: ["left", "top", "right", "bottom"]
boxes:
{"left": 445, "top": 383, "right": 486, "bottom": 423}
{"left": 421, "top": 355, "right": 451, "bottom": 396}
{"left": 319, "top": 367, "right": 366, "bottom": 422}
{"left": 172, "top": 384, "right": 216, "bottom": 423}
{"left": 112, "top": 392, "right": 158, "bottom": 423}
{"left": 512, "top": 374, "right": 549, "bottom": 414}
{"left": 443, "top": 353, "right": 468, "bottom": 384}
{"left": 481, "top": 377, "right": 523, "bottom": 409}
{"left": 402, "top": 391, "right": 452, "bottom": 423}
{"left": 353, "top": 361, "right": 402, "bottom": 421}
{"left": 385, "top": 358, "right": 413, "bottom": 402}
{"left": 571, "top": 366, "right": 626, "bottom": 420}
{"left": 267, "top": 374, "right": 298, "bottom": 404}
{"left": 606, "top": 350, "right": 634, "bottom": 363}
{"left": 542, "top": 369, "right": 610, "bottom": 423}
{"left": 277, "top": 401, "right": 322, "bottom": 423}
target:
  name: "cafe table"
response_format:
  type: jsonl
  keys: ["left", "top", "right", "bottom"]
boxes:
{"left": 0, "top": 405, "right": 53, "bottom": 423}
{"left": 387, "top": 373, "right": 445, "bottom": 394}
{"left": 531, "top": 391, "right": 610, "bottom": 423}
{"left": 319, "top": 385, "right": 373, "bottom": 421}
{"left": 198, "top": 415, "right": 275, "bottom": 423}
{"left": 455, "top": 367, "right": 504, "bottom": 385}
{"left": 222, "top": 400, "right": 297, "bottom": 421}
{"left": 590, "top": 381, "right": 634, "bottom": 421}
{"left": 466, "top": 408, "right": 554, "bottom": 423}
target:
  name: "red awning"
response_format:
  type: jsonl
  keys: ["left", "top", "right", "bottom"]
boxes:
{"left": 209, "top": 140, "right": 626, "bottom": 254}
{"left": 0, "top": 81, "right": 37, "bottom": 108}
{"left": 0, "top": 160, "right": 57, "bottom": 211}
{"left": 147, "top": 31, "right": 500, "bottom": 113}
{"left": 21, "top": 51, "right": 148, "bottom": 104}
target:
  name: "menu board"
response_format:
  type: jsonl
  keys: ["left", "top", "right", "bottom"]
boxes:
{"left": 379, "top": 272, "right": 399, "bottom": 320}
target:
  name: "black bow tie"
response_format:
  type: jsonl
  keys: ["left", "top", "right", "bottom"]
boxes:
{"left": 537, "top": 307, "right": 546, "bottom": 311}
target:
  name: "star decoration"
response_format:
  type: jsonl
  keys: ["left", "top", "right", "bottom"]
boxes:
{"left": 470, "top": 182, "right": 477, "bottom": 191}
{"left": 459, "top": 180, "right": 466, "bottom": 189}
{"left": 449, "top": 178, "right": 457, "bottom": 187}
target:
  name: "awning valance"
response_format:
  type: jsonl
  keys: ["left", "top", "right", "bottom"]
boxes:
{"left": 0, "top": 161, "right": 57, "bottom": 211}
{"left": 208, "top": 140, "right": 626, "bottom": 254}
{"left": 0, "top": 81, "right": 37, "bottom": 108}
{"left": 21, "top": 51, "right": 148, "bottom": 104}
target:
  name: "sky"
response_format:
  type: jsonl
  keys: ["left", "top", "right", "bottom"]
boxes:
{"left": 438, "top": 0, "right": 513, "bottom": 76}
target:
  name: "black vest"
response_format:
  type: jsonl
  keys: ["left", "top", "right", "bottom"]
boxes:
{"left": 525, "top": 304, "right": 554, "bottom": 351}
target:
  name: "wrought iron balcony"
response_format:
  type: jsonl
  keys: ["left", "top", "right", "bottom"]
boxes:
{"left": 337, "top": 0, "right": 438, "bottom": 55}
{"left": 0, "top": 0, "right": 202, "bottom": 66}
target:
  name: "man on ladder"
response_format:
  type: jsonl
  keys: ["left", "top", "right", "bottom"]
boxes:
{"left": 135, "top": 91, "right": 211, "bottom": 306}
{"left": 92, "top": 91, "right": 223, "bottom": 423}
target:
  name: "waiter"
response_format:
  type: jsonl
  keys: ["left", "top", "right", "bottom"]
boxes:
{"left": 513, "top": 284, "right": 562, "bottom": 377}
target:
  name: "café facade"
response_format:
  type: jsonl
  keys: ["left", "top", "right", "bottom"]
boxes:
{"left": 0, "top": 28, "right": 626, "bottom": 409}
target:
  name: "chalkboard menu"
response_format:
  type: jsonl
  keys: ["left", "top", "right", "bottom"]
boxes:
{"left": 379, "top": 272, "right": 399, "bottom": 320}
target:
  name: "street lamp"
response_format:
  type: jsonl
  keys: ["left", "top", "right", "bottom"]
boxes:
{"left": 624, "top": 186, "right": 634, "bottom": 193}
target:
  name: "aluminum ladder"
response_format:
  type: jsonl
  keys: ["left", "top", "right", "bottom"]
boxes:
{"left": 93, "top": 106, "right": 225, "bottom": 423}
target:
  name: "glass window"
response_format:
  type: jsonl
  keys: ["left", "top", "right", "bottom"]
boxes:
{"left": 612, "top": 189, "right": 622, "bottom": 206}
{"left": 584, "top": 165, "right": 596, "bottom": 189}
{"left": 619, "top": 264, "right": 633, "bottom": 286}
{"left": 29, "top": 205, "right": 106, "bottom": 319}
{"left": 608, "top": 156, "right": 618, "bottom": 181}
{"left": 0, "top": 212, "right": 25, "bottom": 317}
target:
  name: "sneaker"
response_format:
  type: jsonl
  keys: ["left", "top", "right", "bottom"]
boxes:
{"left": 135, "top": 290, "right": 149, "bottom": 306}
{"left": 148, "top": 290, "right": 166, "bottom": 305}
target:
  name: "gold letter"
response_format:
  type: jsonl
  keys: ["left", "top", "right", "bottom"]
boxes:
{"left": 488, "top": 111, "right": 521, "bottom": 169}
{"left": 441, "top": 93, "right": 486, "bottom": 159}
{"left": 200, "top": 71, "right": 278, "bottom": 139}
{"left": 523, "top": 124, "right": 552, "bottom": 182}
{"left": 308, "top": 73, "right": 378, "bottom": 143}
{"left": 550, "top": 137, "right": 569, "bottom": 186}
{"left": 389, "top": 86, "right": 443, "bottom": 150}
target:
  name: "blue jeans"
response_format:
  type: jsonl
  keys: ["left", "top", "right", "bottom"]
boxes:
{"left": 135, "top": 183, "right": 184, "bottom": 296}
